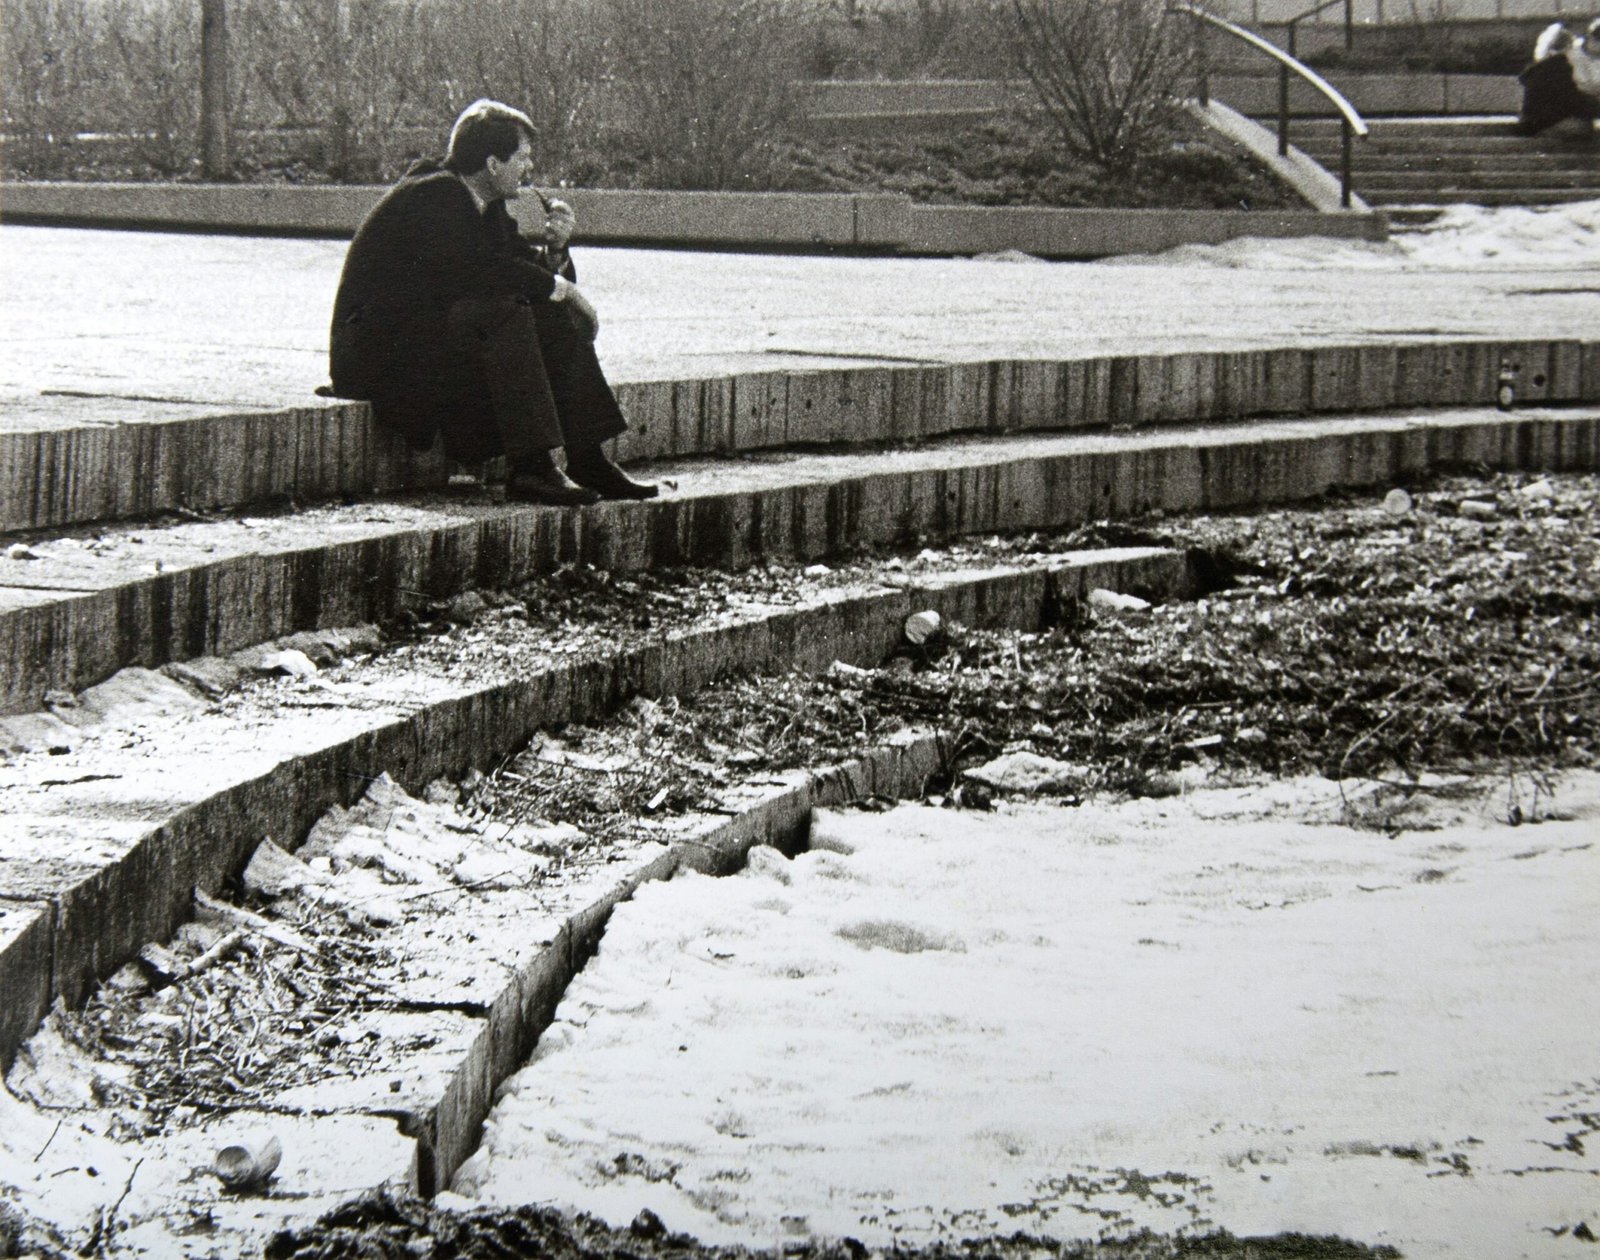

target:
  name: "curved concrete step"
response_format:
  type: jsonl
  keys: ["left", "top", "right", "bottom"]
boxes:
{"left": 10, "top": 339, "right": 1593, "bottom": 537}
{"left": 6, "top": 400, "right": 1598, "bottom": 718}
{"left": 0, "top": 542, "right": 1189, "bottom": 1072}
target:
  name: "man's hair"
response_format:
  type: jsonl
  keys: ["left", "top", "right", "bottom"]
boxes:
{"left": 446, "top": 99, "right": 535, "bottom": 175}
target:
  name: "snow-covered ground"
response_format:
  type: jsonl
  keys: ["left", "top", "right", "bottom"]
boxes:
{"left": 1109, "top": 199, "right": 1600, "bottom": 270}
{"left": 455, "top": 776, "right": 1600, "bottom": 1259}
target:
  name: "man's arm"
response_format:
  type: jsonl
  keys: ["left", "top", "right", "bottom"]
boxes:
{"left": 414, "top": 177, "right": 562, "bottom": 305}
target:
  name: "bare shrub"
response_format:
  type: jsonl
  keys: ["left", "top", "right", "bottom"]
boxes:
{"left": 434, "top": 0, "right": 601, "bottom": 176}
{"left": 599, "top": 0, "right": 810, "bottom": 190}
{"left": 990, "top": 0, "right": 1198, "bottom": 166}
{"left": 0, "top": 0, "right": 106, "bottom": 175}
{"left": 102, "top": 0, "right": 201, "bottom": 175}
{"left": 234, "top": 0, "right": 445, "bottom": 181}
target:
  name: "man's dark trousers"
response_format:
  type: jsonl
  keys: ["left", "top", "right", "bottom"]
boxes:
{"left": 446, "top": 294, "right": 626, "bottom": 470}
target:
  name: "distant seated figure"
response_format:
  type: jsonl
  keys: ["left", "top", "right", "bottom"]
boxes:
{"left": 1516, "top": 18, "right": 1600, "bottom": 136}
{"left": 328, "top": 98, "right": 656, "bottom": 505}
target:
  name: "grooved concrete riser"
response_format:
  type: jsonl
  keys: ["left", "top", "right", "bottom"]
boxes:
{"left": 1, "top": 548, "right": 1185, "bottom": 1072}
{"left": 0, "top": 405, "right": 451, "bottom": 535}
{"left": 0, "top": 903, "right": 52, "bottom": 1070}
{"left": 5, "top": 340, "right": 1595, "bottom": 534}
{"left": 414, "top": 732, "right": 948, "bottom": 1196}
{"left": 6, "top": 407, "right": 1597, "bottom": 716}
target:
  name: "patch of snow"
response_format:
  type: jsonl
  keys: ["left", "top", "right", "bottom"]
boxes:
{"left": 1107, "top": 199, "right": 1600, "bottom": 271}
{"left": 458, "top": 777, "right": 1600, "bottom": 1256}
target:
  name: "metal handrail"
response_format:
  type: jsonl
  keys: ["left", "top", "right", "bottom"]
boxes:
{"left": 1171, "top": 3, "right": 1369, "bottom": 209}
{"left": 1285, "top": 0, "right": 1355, "bottom": 58}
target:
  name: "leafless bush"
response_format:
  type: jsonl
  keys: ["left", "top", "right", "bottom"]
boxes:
{"left": 102, "top": 0, "right": 201, "bottom": 175}
{"left": 434, "top": 0, "right": 601, "bottom": 176}
{"left": 234, "top": 0, "right": 445, "bottom": 180}
{"left": 599, "top": 0, "right": 810, "bottom": 189}
{"left": 990, "top": 0, "right": 1197, "bottom": 165}
{"left": 1, "top": 0, "right": 106, "bottom": 175}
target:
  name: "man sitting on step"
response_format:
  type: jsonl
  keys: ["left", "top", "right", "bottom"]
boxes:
{"left": 328, "top": 98, "right": 657, "bottom": 505}
{"left": 1515, "top": 17, "right": 1600, "bottom": 136}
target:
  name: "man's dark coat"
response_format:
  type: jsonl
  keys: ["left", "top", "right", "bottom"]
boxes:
{"left": 330, "top": 159, "right": 622, "bottom": 463}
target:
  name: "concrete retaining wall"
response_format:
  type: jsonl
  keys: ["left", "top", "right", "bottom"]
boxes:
{"left": 7, "top": 339, "right": 1588, "bottom": 537}
{"left": 0, "top": 180, "right": 1379, "bottom": 260}
{"left": 798, "top": 74, "right": 1519, "bottom": 129}
{"left": 1215, "top": 72, "right": 1520, "bottom": 117}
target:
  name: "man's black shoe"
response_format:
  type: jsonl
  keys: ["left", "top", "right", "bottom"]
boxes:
{"left": 567, "top": 453, "right": 659, "bottom": 500}
{"left": 506, "top": 468, "right": 601, "bottom": 506}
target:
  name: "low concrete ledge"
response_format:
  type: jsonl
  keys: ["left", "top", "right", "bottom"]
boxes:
{"left": 801, "top": 74, "right": 1522, "bottom": 122}
{"left": 4, "top": 404, "right": 1598, "bottom": 716}
{"left": 417, "top": 729, "right": 948, "bottom": 1195}
{"left": 1215, "top": 71, "right": 1520, "bottom": 118}
{"left": 901, "top": 203, "right": 1384, "bottom": 257}
{"left": 0, "top": 180, "right": 1378, "bottom": 261}
{"left": 6, "top": 339, "right": 1590, "bottom": 535}
{"left": 0, "top": 547, "right": 1188, "bottom": 1074}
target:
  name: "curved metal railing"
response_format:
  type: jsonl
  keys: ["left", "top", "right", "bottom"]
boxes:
{"left": 1170, "top": 3, "right": 1369, "bottom": 208}
{"left": 1285, "top": 0, "right": 1355, "bottom": 59}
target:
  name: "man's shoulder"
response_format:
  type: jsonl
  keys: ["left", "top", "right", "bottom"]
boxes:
{"left": 392, "top": 167, "right": 469, "bottom": 204}
{"left": 365, "top": 167, "right": 471, "bottom": 225}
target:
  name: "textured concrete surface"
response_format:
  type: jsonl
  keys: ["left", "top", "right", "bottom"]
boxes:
{"left": 6, "top": 223, "right": 1598, "bottom": 434}
{"left": 0, "top": 184, "right": 1382, "bottom": 260}
{"left": 5, "top": 405, "right": 1595, "bottom": 713}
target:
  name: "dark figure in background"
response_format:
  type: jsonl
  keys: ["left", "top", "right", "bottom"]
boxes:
{"left": 329, "top": 98, "right": 656, "bottom": 505}
{"left": 1516, "top": 19, "right": 1600, "bottom": 136}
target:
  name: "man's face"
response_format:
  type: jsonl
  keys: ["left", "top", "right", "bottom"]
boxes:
{"left": 487, "top": 136, "right": 533, "bottom": 201}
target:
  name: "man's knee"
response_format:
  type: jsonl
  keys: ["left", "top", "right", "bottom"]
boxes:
{"left": 447, "top": 294, "right": 537, "bottom": 344}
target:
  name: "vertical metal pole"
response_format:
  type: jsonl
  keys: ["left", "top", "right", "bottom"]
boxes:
{"left": 200, "top": 0, "right": 230, "bottom": 179}
{"left": 1282, "top": 21, "right": 1298, "bottom": 155}
{"left": 1341, "top": 117, "right": 1353, "bottom": 208}
{"left": 1278, "top": 64, "right": 1290, "bottom": 155}
{"left": 1344, "top": 0, "right": 1353, "bottom": 50}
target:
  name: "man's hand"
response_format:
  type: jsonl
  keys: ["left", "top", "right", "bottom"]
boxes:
{"left": 565, "top": 285, "right": 599, "bottom": 341}
{"left": 544, "top": 198, "right": 577, "bottom": 250}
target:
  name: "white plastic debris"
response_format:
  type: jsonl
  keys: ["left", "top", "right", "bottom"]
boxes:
{"left": 1382, "top": 488, "right": 1413, "bottom": 516}
{"left": 1459, "top": 499, "right": 1498, "bottom": 520}
{"left": 1519, "top": 480, "right": 1555, "bottom": 501}
{"left": 903, "top": 609, "right": 942, "bottom": 645}
{"left": 1088, "top": 588, "right": 1152, "bottom": 612}
{"left": 257, "top": 648, "right": 319, "bottom": 678}
{"left": 213, "top": 1134, "right": 282, "bottom": 1190}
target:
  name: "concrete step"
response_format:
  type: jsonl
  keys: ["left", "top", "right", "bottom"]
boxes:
{"left": 1293, "top": 151, "right": 1600, "bottom": 172}
{"left": 7, "top": 340, "right": 1593, "bottom": 538}
{"left": 1288, "top": 117, "right": 1600, "bottom": 204}
{"left": 1368, "top": 187, "right": 1600, "bottom": 204}
{"left": 0, "top": 541, "right": 1190, "bottom": 1071}
{"left": 4, "top": 398, "right": 1597, "bottom": 718}
{"left": 1354, "top": 168, "right": 1600, "bottom": 189}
